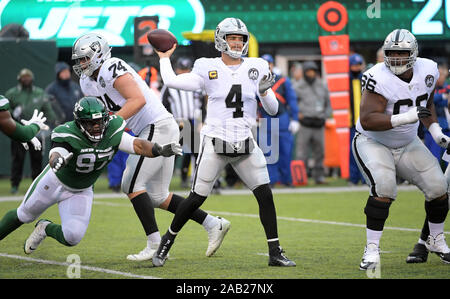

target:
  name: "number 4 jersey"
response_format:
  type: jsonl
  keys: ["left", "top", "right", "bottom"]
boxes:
{"left": 192, "top": 57, "right": 270, "bottom": 142}
{"left": 50, "top": 115, "right": 126, "bottom": 190}
{"left": 356, "top": 57, "right": 439, "bottom": 148}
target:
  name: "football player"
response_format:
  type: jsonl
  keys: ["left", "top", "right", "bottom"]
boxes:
{"left": 0, "top": 97, "right": 181, "bottom": 251}
{"left": 71, "top": 33, "right": 229, "bottom": 261}
{"left": 152, "top": 18, "right": 295, "bottom": 267}
{"left": 0, "top": 94, "right": 48, "bottom": 146}
{"left": 353, "top": 29, "right": 450, "bottom": 270}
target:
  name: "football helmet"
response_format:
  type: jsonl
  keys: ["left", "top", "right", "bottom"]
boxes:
{"left": 73, "top": 97, "right": 109, "bottom": 143}
{"left": 215, "top": 18, "right": 249, "bottom": 59}
{"left": 72, "top": 33, "right": 111, "bottom": 77}
{"left": 383, "top": 29, "right": 418, "bottom": 75}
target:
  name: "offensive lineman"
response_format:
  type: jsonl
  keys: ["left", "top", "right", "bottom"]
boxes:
{"left": 0, "top": 97, "right": 182, "bottom": 251}
{"left": 71, "top": 33, "right": 229, "bottom": 261}
{"left": 354, "top": 29, "right": 450, "bottom": 270}
{"left": 152, "top": 18, "right": 295, "bottom": 267}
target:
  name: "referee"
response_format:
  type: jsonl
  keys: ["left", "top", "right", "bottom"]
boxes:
{"left": 160, "top": 57, "right": 204, "bottom": 187}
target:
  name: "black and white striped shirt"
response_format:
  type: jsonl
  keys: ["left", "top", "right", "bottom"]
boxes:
{"left": 160, "top": 85, "right": 203, "bottom": 120}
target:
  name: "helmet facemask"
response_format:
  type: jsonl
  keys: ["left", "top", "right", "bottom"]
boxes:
{"left": 78, "top": 114, "right": 109, "bottom": 143}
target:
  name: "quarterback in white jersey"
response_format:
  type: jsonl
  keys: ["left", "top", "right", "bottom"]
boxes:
{"left": 353, "top": 29, "right": 450, "bottom": 271}
{"left": 72, "top": 33, "right": 229, "bottom": 261}
{"left": 152, "top": 18, "right": 295, "bottom": 268}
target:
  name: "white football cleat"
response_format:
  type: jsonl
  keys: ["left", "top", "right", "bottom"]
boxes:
{"left": 24, "top": 219, "right": 51, "bottom": 254}
{"left": 359, "top": 243, "right": 380, "bottom": 270}
{"left": 425, "top": 233, "right": 450, "bottom": 264}
{"left": 127, "top": 243, "right": 160, "bottom": 261}
{"left": 206, "top": 217, "right": 231, "bottom": 257}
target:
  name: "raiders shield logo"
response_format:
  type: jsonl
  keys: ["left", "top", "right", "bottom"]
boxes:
{"left": 248, "top": 68, "right": 259, "bottom": 80}
{"left": 99, "top": 77, "right": 106, "bottom": 88}
{"left": 425, "top": 75, "right": 434, "bottom": 88}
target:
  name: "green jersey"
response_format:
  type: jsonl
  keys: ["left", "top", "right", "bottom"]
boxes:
{"left": 51, "top": 114, "right": 126, "bottom": 189}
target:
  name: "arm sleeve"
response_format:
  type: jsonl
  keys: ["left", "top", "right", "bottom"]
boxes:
{"left": 159, "top": 58, "right": 204, "bottom": 91}
{"left": 9, "top": 122, "right": 39, "bottom": 142}
{"left": 259, "top": 89, "right": 279, "bottom": 116}
{"left": 49, "top": 141, "right": 73, "bottom": 158}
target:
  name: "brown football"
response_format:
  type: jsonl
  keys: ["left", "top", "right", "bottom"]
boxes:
{"left": 146, "top": 29, "right": 178, "bottom": 52}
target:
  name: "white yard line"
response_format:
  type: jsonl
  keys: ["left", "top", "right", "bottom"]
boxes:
{"left": 0, "top": 253, "right": 160, "bottom": 279}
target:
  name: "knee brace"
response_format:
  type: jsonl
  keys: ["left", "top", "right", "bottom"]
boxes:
{"left": 425, "top": 194, "right": 449, "bottom": 224}
{"left": 364, "top": 196, "right": 392, "bottom": 231}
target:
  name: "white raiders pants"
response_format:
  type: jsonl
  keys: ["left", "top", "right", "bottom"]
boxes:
{"left": 352, "top": 133, "right": 447, "bottom": 201}
{"left": 16, "top": 165, "right": 93, "bottom": 245}
{"left": 192, "top": 135, "right": 270, "bottom": 197}
{"left": 121, "top": 117, "right": 179, "bottom": 207}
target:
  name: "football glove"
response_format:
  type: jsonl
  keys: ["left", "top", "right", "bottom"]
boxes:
{"left": 429, "top": 122, "right": 450, "bottom": 148}
{"left": 288, "top": 120, "right": 300, "bottom": 134}
{"left": 21, "top": 109, "right": 49, "bottom": 131}
{"left": 50, "top": 152, "right": 73, "bottom": 173}
{"left": 21, "top": 137, "right": 42, "bottom": 151}
{"left": 258, "top": 72, "right": 275, "bottom": 95}
{"left": 152, "top": 142, "right": 182, "bottom": 157}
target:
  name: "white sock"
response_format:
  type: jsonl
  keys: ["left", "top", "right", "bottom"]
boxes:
{"left": 428, "top": 221, "right": 445, "bottom": 238}
{"left": 202, "top": 215, "right": 219, "bottom": 231}
{"left": 147, "top": 231, "right": 161, "bottom": 246}
{"left": 418, "top": 238, "right": 426, "bottom": 245}
{"left": 366, "top": 229, "right": 383, "bottom": 247}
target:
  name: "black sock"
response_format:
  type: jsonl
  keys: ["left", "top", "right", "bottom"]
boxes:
{"left": 364, "top": 196, "right": 391, "bottom": 231}
{"left": 420, "top": 216, "right": 430, "bottom": 242}
{"left": 252, "top": 184, "right": 279, "bottom": 242}
{"left": 169, "top": 191, "right": 207, "bottom": 234}
{"left": 130, "top": 192, "right": 158, "bottom": 236}
{"left": 167, "top": 193, "right": 208, "bottom": 225}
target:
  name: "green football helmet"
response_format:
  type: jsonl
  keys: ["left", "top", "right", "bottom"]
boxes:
{"left": 73, "top": 96, "right": 109, "bottom": 142}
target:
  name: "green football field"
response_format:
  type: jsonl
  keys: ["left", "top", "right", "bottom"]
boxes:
{"left": 0, "top": 177, "right": 449, "bottom": 280}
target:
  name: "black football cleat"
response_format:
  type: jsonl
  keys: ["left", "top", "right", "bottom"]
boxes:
{"left": 406, "top": 243, "right": 428, "bottom": 263}
{"left": 268, "top": 246, "right": 296, "bottom": 267}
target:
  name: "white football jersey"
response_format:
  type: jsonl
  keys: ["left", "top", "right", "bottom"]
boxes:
{"left": 356, "top": 57, "right": 439, "bottom": 148}
{"left": 191, "top": 57, "right": 270, "bottom": 142}
{"left": 80, "top": 57, "right": 171, "bottom": 135}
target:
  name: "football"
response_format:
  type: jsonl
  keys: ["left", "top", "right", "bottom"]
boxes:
{"left": 146, "top": 29, "right": 178, "bottom": 52}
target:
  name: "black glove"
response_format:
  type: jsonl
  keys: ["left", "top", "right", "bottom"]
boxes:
{"left": 417, "top": 106, "right": 431, "bottom": 119}
{"left": 152, "top": 142, "right": 182, "bottom": 157}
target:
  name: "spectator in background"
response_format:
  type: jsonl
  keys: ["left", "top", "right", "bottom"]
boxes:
{"left": 0, "top": 23, "right": 29, "bottom": 39}
{"left": 161, "top": 57, "right": 202, "bottom": 188}
{"left": 5, "top": 68, "right": 56, "bottom": 193}
{"left": 45, "top": 61, "right": 83, "bottom": 124}
{"left": 348, "top": 53, "right": 366, "bottom": 186}
{"left": 290, "top": 62, "right": 303, "bottom": 91}
{"left": 423, "top": 62, "right": 450, "bottom": 169}
{"left": 260, "top": 54, "right": 299, "bottom": 187}
{"left": 295, "top": 61, "right": 333, "bottom": 184}
{"left": 376, "top": 47, "right": 384, "bottom": 63}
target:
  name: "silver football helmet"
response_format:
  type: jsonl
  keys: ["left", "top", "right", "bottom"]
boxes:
{"left": 215, "top": 18, "right": 249, "bottom": 59}
{"left": 72, "top": 33, "right": 111, "bottom": 77}
{"left": 383, "top": 29, "right": 418, "bottom": 75}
